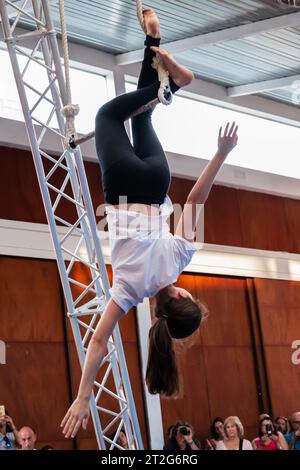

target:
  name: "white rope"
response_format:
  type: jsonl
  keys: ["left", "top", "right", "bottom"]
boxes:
{"left": 135, "top": 1, "right": 172, "bottom": 106}
{"left": 135, "top": 0, "right": 147, "bottom": 34}
{"left": 58, "top": 0, "right": 79, "bottom": 147}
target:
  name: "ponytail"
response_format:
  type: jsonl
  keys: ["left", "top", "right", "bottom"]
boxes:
{"left": 146, "top": 317, "right": 179, "bottom": 396}
{"left": 146, "top": 297, "right": 204, "bottom": 396}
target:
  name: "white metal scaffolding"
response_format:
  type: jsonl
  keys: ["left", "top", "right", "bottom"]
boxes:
{"left": 0, "top": 0, "right": 143, "bottom": 450}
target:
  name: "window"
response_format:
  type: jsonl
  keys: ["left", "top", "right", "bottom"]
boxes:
{"left": 126, "top": 82, "right": 300, "bottom": 179}
{"left": 0, "top": 49, "right": 107, "bottom": 134}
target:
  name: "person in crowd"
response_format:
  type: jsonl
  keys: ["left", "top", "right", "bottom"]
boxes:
{"left": 0, "top": 411, "right": 20, "bottom": 450}
{"left": 275, "top": 416, "right": 291, "bottom": 435}
{"left": 259, "top": 413, "right": 272, "bottom": 421}
{"left": 285, "top": 411, "right": 300, "bottom": 450}
{"left": 215, "top": 416, "right": 253, "bottom": 450}
{"left": 163, "top": 420, "right": 201, "bottom": 451}
{"left": 116, "top": 428, "right": 129, "bottom": 450}
{"left": 252, "top": 417, "right": 288, "bottom": 450}
{"left": 205, "top": 417, "right": 225, "bottom": 450}
{"left": 108, "top": 428, "right": 129, "bottom": 450}
{"left": 40, "top": 444, "right": 54, "bottom": 450}
{"left": 18, "top": 426, "right": 37, "bottom": 450}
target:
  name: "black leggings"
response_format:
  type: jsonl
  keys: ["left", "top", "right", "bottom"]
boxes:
{"left": 95, "top": 36, "right": 180, "bottom": 206}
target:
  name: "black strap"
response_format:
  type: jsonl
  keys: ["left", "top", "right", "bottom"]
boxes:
{"left": 239, "top": 438, "right": 243, "bottom": 451}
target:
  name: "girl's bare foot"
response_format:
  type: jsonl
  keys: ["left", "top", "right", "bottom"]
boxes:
{"left": 150, "top": 46, "right": 194, "bottom": 87}
{"left": 143, "top": 8, "right": 161, "bottom": 38}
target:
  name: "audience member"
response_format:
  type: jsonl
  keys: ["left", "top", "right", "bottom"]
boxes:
{"left": 164, "top": 421, "right": 201, "bottom": 451}
{"left": 252, "top": 417, "right": 288, "bottom": 450}
{"left": 0, "top": 412, "right": 19, "bottom": 450}
{"left": 275, "top": 416, "right": 291, "bottom": 435}
{"left": 215, "top": 416, "right": 253, "bottom": 450}
{"left": 205, "top": 417, "right": 224, "bottom": 450}
{"left": 18, "top": 426, "right": 37, "bottom": 450}
{"left": 285, "top": 412, "right": 300, "bottom": 450}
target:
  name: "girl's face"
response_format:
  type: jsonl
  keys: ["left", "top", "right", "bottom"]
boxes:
{"left": 226, "top": 422, "right": 238, "bottom": 438}
{"left": 175, "top": 287, "right": 194, "bottom": 301}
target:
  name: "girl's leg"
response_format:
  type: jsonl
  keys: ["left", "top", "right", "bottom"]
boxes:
{"left": 132, "top": 35, "right": 179, "bottom": 161}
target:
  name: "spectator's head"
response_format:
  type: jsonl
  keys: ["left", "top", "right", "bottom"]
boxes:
{"left": 291, "top": 412, "right": 300, "bottom": 432}
{"left": 19, "top": 426, "right": 37, "bottom": 450}
{"left": 275, "top": 416, "right": 291, "bottom": 435}
{"left": 116, "top": 428, "right": 128, "bottom": 449}
{"left": 172, "top": 420, "right": 194, "bottom": 446}
{"left": 40, "top": 445, "right": 54, "bottom": 450}
{"left": 259, "top": 413, "right": 272, "bottom": 421}
{"left": 224, "top": 416, "right": 244, "bottom": 440}
{"left": 258, "top": 417, "right": 277, "bottom": 438}
{"left": 210, "top": 417, "right": 224, "bottom": 440}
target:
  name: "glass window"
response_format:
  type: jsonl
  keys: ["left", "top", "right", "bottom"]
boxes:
{"left": 126, "top": 81, "right": 300, "bottom": 179}
{"left": 0, "top": 49, "right": 107, "bottom": 134}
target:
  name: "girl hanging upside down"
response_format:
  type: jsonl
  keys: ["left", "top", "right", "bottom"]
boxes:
{"left": 61, "top": 8, "right": 238, "bottom": 439}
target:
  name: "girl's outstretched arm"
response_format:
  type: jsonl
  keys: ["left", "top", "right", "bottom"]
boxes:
{"left": 175, "top": 122, "right": 238, "bottom": 242}
{"left": 61, "top": 298, "right": 125, "bottom": 439}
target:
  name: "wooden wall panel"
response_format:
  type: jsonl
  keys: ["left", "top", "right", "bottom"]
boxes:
{"left": 284, "top": 198, "right": 300, "bottom": 254}
{"left": 160, "top": 273, "right": 260, "bottom": 443}
{"left": 2, "top": 145, "right": 300, "bottom": 254}
{"left": 0, "top": 146, "right": 104, "bottom": 226}
{"left": 0, "top": 257, "right": 64, "bottom": 342}
{"left": 237, "top": 190, "right": 290, "bottom": 251}
{"left": 0, "top": 342, "right": 71, "bottom": 448}
{"left": 0, "top": 256, "right": 73, "bottom": 449}
{"left": 204, "top": 185, "right": 243, "bottom": 247}
{"left": 254, "top": 278, "right": 300, "bottom": 417}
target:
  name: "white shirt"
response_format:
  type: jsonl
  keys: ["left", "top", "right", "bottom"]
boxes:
{"left": 0, "top": 432, "right": 16, "bottom": 450}
{"left": 106, "top": 196, "right": 197, "bottom": 313}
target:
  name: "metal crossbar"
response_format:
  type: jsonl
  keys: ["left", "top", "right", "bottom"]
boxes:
{"left": 0, "top": 0, "right": 143, "bottom": 450}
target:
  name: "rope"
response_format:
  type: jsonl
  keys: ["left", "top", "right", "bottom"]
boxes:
{"left": 67, "top": 1, "right": 174, "bottom": 149}
{"left": 58, "top": 0, "right": 79, "bottom": 147}
{"left": 135, "top": 0, "right": 147, "bottom": 34}
{"left": 135, "top": 1, "right": 172, "bottom": 106}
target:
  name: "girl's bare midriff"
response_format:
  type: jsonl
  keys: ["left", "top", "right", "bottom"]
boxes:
{"left": 112, "top": 203, "right": 161, "bottom": 216}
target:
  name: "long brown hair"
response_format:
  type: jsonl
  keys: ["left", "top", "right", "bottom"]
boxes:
{"left": 146, "top": 296, "right": 205, "bottom": 396}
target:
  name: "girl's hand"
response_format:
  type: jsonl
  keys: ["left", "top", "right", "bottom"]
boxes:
{"left": 218, "top": 122, "right": 238, "bottom": 157}
{"left": 61, "top": 398, "right": 90, "bottom": 439}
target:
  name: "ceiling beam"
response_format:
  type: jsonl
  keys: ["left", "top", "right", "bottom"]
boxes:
{"left": 116, "top": 10, "right": 300, "bottom": 66}
{"left": 228, "top": 73, "right": 300, "bottom": 97}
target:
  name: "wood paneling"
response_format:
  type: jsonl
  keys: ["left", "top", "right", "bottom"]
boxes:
{"left": 254, "top": 279, "right": 300, "bottom": 417}
{"left": 237, "top": 190, "right": 290, "bottom": 251}
{"left": 205, "top": 185, "right": 243, "bottom": 247}
{"left": 0, "top": 342, "right": 70, "bottom": 440}
{"left": 0, "top": 146, "right": 104, "bottom": 226}
{"left": 283, "top": 198, "right": 300, "bottom": 254}
{"left": 0, "top": 257, "right": 64, "bottom": 342}
{"left": 160, "top": 273, "right": 260, "bottom": 443}
{"left": 2, "top": 145, "right": 300, "bottom": 254}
